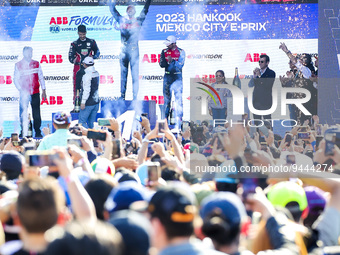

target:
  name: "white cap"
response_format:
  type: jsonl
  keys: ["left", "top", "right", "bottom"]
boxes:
{"left": 83, "top": 56, "right": 94, "bottom": 65}
{"left": 163, "top": 35, "right": 176, "bottom": 46}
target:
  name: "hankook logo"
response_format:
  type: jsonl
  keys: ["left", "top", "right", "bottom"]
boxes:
{"left": 187, "top": 54, "right": 223, "bottom": 60}
{"left": 44, "top": 76, "right": 70, "bottom": 81}
{"left": 0, "top": 55, "right": 19, "bottom": 61}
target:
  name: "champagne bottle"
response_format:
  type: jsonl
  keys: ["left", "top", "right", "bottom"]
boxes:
{"left": 27, "top": 113, "right": 33, "bottom": 137}
{"left": 232, "top": 67, "right": 241, "bottom": 89}
{"left": 169, "top": 91, "right": 175, "bottom": 125}
{"left": 75, "top": 89, "right": 81, "bottom": 113}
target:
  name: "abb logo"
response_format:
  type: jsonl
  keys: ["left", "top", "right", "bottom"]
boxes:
{"left": 244, "top": 53, "right": 267, "bottom": 62}
{"left": 142, "top": 54, "right": 161, "bottom": 63}
{"left": 41, "top": 96, "right": 64, "bottom": 105}
{"left": 143, "top": 95, "right": 164, "bottom": 105}
{"left": 40, "top": 55, "right": 63, "bottom": 64}
{"left": 49, "top": 17, "right": 68, "bottom": 25}
{"left": 100, "top": 75, "right": 114, "bottom": 84}
{"left": 0, "top": 76, "right": 12, "bottom": 84}
{"left": 195, "top": 74, "right": 216, "bottom": 84}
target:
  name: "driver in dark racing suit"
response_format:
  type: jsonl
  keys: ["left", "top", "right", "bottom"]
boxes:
{"left": 68, "top": 25, "right": 100, "bottom": 110}
{"left": 109, "top": 0, "right": 151, "bottom": 100}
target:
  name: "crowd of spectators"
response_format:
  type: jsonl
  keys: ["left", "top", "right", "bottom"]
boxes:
{"left": 0, "top": 107, "right": 339, "bottom": 255}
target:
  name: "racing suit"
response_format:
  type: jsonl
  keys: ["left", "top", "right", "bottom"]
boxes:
{"left": 68, "top": 37, "right": 100, "bottom": 104}
{"left": 110, "top": 0, "right": 151, "bottom": 100}
{"left": 159, "top": 46, "right": 185, "bottom": 119}
{"left": 14, "top": 59, "right": 45, "bottom": 137}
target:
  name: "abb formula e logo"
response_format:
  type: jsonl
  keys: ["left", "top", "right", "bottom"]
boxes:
{"left": 142, "top": 54, "right": 161, "bottom": 63}
{"left": 40, "top": 55, "right": 63, "bottom": 64}
{"left": 144, "top": 95, "right": 164, "bottom": 105}
{"left": 50, "top": 17, "right": 69, "bottom": 25}
{"left": 244, "top": 53, "right": 267, "bottom": 62}
{"left": 195, "top": 74, "right": 216, "bottom": 84}
{"left": 0, "top": 76, "right": 12, "bottom": 84}
{"left": 41, "top": 96, "right": 64, "bottom": 105}
{"left": 100, "top": 75, "right": 114, "bottom": 84}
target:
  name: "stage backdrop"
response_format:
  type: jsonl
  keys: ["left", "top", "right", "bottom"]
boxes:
{"left": 0, "top": 1, "right": 318, "bottom": 136}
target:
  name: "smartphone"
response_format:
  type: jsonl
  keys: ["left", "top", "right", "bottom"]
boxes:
{"left": 147, "top": 162, "right": 160, "bottom": 182}
{"left": 316, "top": 124, "right": 322, "bottom": 135}
{"left": 315, "top": 135, "right": 323, "bottom": 149}
{"left": 112, "top": 139, "right": 121, "bottom": 159}
{"left": 286, "top": 154, "right": 296, "bottom": 165}
{"left": 26, "top": 152, "right": 59, "bottom": 167}
{"left": 87, "top": 130, "right": 107, "bottom": 141}
{"left": 157, "top": 120, "right": 165, "bottom": 136}
{"left": 258, "top": 125, "right": 269, "bottom": 138}
{"left": 97, "top": 118, "right": 111, "bottom": 126}
{"left": 11, "top": 133, "right": 19, "bottom": 146}
{"left": 325, "top": 140, "right": 335, "bottom": 156}
{"left": 297, "top": 132, "right": 310, "bottom": 140}
{"left": 285, "top": 133, "right": 292, "bottom": 146}
{"left": 299, "top": 126, "right": 308, "bottom": 132}
{"left": 67, "top": 138, "right": 82, "bottom": 148}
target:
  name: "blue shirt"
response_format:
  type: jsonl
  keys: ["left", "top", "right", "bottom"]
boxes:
{"left": 37, "top": 129, "right": 78, "bottom": 151}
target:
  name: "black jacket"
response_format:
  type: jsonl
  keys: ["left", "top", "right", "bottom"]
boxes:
{"left": 252, "top": 67, "right": 276, "bottom": 110}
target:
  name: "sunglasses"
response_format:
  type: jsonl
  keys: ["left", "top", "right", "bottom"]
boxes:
{"left": 216, "top": 75, "right": 224, "bottom": 77}
{"left": 258, "top": 61, "right": 265, "bottom": 63}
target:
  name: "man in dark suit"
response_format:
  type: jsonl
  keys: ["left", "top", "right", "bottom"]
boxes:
{"left": 252, "top": 54, "right": 276, "bottom": 120}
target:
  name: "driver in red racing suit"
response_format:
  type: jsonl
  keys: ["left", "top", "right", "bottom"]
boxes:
{"left": 68, "top": 25, "right": 100, "bottom": 111}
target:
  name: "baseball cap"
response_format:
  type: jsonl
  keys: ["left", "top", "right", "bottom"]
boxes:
{"left": 267, "top": 181, "right": 308, "bottom": 211}
{"left": 104, "top": 181, "right": 147, "bottom": 213}
{"left": 200, "top": 192, "right": 247, "bottom": 229}
{"left": 109, "top": 210, "right": 151, "bottom": 255}
{"left": 163, "top": 35, "right": 176, "bottom": 46}
{"left": 304, "top": 186, "right": 326, "bottom": 215}
{"left": 91, "top": 157, "right": 115, "bottom": 176}
{"left": 148, "top": 185, "right": 196, "bottom": 224}
{"left": 53, "top": 111, "right": 71, "bottom": 125}
{"left": 77, "top": 25, "right": 86, "bottom": 33}
{"left": 83, "top": 56, "right": 94, "bottom": 65}
{"left": 0, "top": 151, "right": 24, "bottom": 180}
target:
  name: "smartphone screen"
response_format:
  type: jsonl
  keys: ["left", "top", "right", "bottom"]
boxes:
{"left": 11, "top": 133, "right": 19, "bottom": 146}
{"left": 112, "top": 139, "right": 121, "bottom": 159}
{"left": 147, "top": 163, "right": 160, "bottom": 182}
{"left": 87, "top": 130, "right": 107, "bottom": 141}
{"left": 286, "top": 154, "right": 296, "bottom": 165}
{"left": 97, "top": 118, "right": 111, "bottom": 126}
{"left": 297, "top": 132, "right": 310, "bottom": 140}
{"left": 316, "top": 124, "right": 322, "bottom": 135}
{"left": 325, "top": 140, "right": 335, "bottom": 156}
{"left": 285, "top": 133, "right": 292, "bottom": 146}
{"left": 158, "top": 120, "right": 165, "bottom": 136}
{"left": 28, "top": 154, "right": 57, "bottom": 167}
